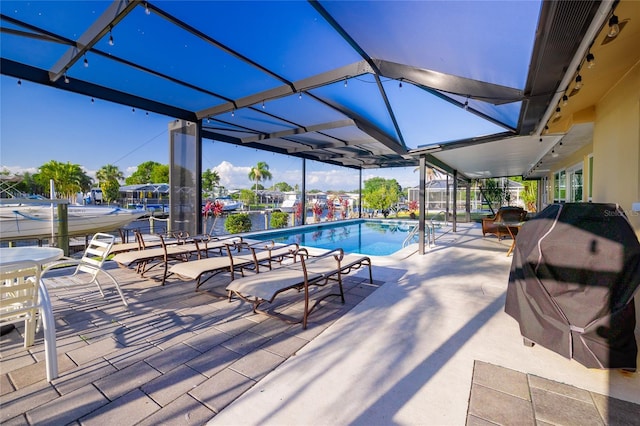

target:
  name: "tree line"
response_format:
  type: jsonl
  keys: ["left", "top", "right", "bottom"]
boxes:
{"left": 3, "top": 159, "right": 409, "bottom": 212}
{"left": 2, "top": 160, "right": 169, "bottom": 204}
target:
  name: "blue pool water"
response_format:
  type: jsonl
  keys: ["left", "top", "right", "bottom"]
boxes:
{"left": 248, "top": 219, "right": 417, "bottom": 256}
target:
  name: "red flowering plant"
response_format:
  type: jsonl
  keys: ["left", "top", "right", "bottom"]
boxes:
{"left": 203, "top": 200, "right": 225, "bottom": 234}
{"left": 294, "top": 201, "right": 303, "bottom": 225}
{"left": 311, "top": 202, "right": 323, "bottom": 222}
{"left": 340, "top": 198, "right": 349, "bottom": 219}
{"left": 326, "top": 200, "right": 336, "bottom": 221}
{"left": 408, "top": 200, "right": 419, "bottom": 219}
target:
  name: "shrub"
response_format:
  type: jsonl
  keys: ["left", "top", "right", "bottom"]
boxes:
{"left": 270, "top": 211, "right": 289, "bottom": 229}
{"left": 224, "top": 213, "right": 252, "bottom": 234}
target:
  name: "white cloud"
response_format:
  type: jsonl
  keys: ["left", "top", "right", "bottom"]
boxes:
{"left": 211, "top": 161, "right": 251, "bottom": 190}
{"left": 125, "top": 166, "right": 138, "bottom": 177}
{"left": 0, "top": 165, "right": 38, "bottom": 176}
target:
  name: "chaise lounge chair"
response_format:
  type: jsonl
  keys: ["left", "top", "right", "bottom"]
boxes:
{"left": 168, "top": 241, "right": 299, "bottom": 290}
{"left": 112, "top": 233, "right": 214, "bottom": 285}
{"left": 226, "top": 248, "right": 373, "bottom": 329}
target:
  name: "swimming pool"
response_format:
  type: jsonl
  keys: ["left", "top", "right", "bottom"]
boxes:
{"left": 248, "top": 219, "right": 418, "bottom": 256}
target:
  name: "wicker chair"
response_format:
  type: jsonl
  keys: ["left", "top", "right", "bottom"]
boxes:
{"left": 481, "top": 207, "right": 527, "bottom": 240}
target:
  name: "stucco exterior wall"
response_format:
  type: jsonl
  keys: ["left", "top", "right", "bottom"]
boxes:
{"left": 593, "top": 61, "right": 640, "bottom": 237}
{"left": 594, "top": 61, "right": 640, "bottom": 333}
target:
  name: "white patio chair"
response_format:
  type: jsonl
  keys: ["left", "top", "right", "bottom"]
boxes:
{"left": 0, "top": 261, "right": 58, "bottom": 382}
{"left": 41, "top": 232, "right": 128, "bottom": 307}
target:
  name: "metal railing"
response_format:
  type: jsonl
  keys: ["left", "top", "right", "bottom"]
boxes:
{"left": 402, "top": 223, "right": 436, "bottom": 249}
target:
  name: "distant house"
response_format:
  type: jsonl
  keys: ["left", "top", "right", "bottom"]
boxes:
{"left": 407, "top": 178, "right": 524, "bottom": 212}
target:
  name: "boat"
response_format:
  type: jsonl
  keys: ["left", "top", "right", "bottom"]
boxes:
{"left": 280, "top": 193, "right": 300, "bottom": 213}
{"left": 0, "top": 204, "right": 147, "bottom": 241}
{"left": 213, "top": 196, "right": 243, "bottom": 211}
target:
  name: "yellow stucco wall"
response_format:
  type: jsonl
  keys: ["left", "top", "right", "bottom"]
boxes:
{"left": 545, "top": 61, "right": 640, "bottom": 331}
{"left": 593, "top": 60, "right": 640, "bottom": 238}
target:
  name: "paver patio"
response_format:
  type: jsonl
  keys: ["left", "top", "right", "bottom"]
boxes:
{"left": 1, "top": 222, "right": 638, "bottom": 425}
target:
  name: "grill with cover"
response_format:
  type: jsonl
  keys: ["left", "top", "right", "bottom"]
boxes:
{"left": 505, "top": 203, "right": 640, "bottom": 370}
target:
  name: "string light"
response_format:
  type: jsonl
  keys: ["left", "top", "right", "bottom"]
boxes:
{"left": 399, "top": 80, "right": 403, "bottom": 89}
{"left": 132, "top": 107, "right": 135, "bottom": 113}
{"left": 64, "top": 74, "right": 70, "bottom": 84}
{"left": 463, "top": 97, "right": 469, "bottom": 110}
{"left": 17, "top": 79, "right": 21, "bottom": 86}
{"left": 607, "top": 14, "right": 620, "bottom": 38}
{"left": 554, "top": 107, "right": 561, "bottom": 118}
{"left": 574, "top": 74, "right": 583, "bottom": 90}
{"left": 231, "top": 109, "right": 235, "bottom": 117}
{"left": 108, "top": 30, "right": 114, "bottom": 46}
{"left": 145, "top": 2, "right": 151, "bottom": 15}
{"left": 262, "top": 100, "right": 265, "bottom": 109}
{"left": 562, "top": 95, "right": 568, "bottom": 106}
{"left": 586, "top": 53, "right": 595, "bottom": 69}
{"left": 344, "top": 77, "right": 348, "bottom": 88}
{"left": 298, "top": 91, "right": 302, "bottom": 100}
{"left": 91, "top": 98, "right": 94, "bottom": 103}
{"left": 83, "top": 55, "right": 89, "bottom": 68}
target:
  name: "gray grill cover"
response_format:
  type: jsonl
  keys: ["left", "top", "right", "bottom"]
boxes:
{"left": 505, "top": 203, "right": 640, "bottom": 369}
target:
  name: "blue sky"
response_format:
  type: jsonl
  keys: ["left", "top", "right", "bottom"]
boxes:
{"left": 0, "top": 2, "right": 541, "bottom": 194}
{"left": 0, "top": 75, "right": 417, "bottom": 192}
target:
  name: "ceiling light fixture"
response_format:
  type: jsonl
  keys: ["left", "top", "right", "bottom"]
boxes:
{"left": 108, "top": 30, "right": 114, "bottom": 46}
{"left": 574, "top": 74, "right": 583, "bottom": 90}
{"left": 607, "top": 14, "right": 620, "bottom": 38}
{"left": 586, "top": 53, "right": 595, "bottom": 69}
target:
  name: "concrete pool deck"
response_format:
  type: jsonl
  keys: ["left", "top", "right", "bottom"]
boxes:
{"left": 1, "top": 222, "right": 638, "bottom": 424}
{"left": 211, "top": 223, "right": 640, "bottom": 425}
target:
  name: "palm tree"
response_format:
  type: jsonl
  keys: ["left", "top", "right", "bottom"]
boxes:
{"left": 96, "top": 164, "right": 124, "bottom": 184}
{"left": 202, "top": 169, "right": 220, "bottom": 197}
{"left": 248, "top": 161, "right": 272, "bottom": 201}
{"left": 36, "top": 160, "right": 92, "bottom": 200}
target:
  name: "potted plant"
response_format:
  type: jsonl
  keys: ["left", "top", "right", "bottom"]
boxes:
{"left": 408, "top": 200, "right": 419, "bottom": 219}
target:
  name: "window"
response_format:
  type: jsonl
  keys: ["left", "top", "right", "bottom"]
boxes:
{"left": 554, "top": 170, "right": 566, "bottom": 203}
{"left": 541, "top": 176, "right": 549, "bottom": 208}
{"left": 568, "top": 163, "right": 583, "bottom": 202}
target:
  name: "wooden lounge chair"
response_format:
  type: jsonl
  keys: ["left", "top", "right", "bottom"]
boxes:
{"left": 168, "top": 241, "right": 298, "bottom": 290}
{"left": 227, "top": 248, "right": 373, "bottom": 329}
